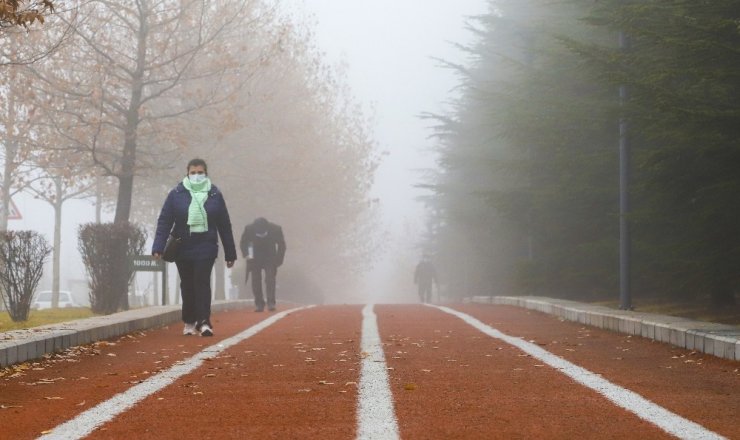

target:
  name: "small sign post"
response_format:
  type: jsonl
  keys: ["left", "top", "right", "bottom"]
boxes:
{"left": 0, "top": 198, "right": 22, "bottom": 220}
{"left": 130, "top": 255, "right": 168, "bottom": 305}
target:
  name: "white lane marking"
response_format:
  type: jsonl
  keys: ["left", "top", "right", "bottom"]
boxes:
{"left": 38, "top": 306, "right": 313, "bottom": 440}
{"left": 429, "top": 305, "right": 726, "bottom": 440}
{"left": 357, "top": 304, "right": 400, "bottom": 440}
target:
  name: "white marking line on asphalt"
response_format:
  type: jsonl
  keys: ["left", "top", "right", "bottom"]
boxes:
{"left": 357, "top": 304, "right": 400, "bottom": 440}
{"left": 37, "top": 306, "right": 313, "bottom": 440}
{"left": 430, "top": 305, "right": 726, "bottom": 440}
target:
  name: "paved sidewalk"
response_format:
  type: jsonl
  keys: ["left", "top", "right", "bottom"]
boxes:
{"left": 0, "top": 300, "right": 252, "bottom": 368}
{"left": 469, "top": 295, "right": 740, "bottom": 361}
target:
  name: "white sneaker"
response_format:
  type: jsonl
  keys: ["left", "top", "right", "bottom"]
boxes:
{"left": 183, "top": 323, "right": 196, "bottom": 335}
{"left": 200, "top": 324, "right": 213, "bottom": 337}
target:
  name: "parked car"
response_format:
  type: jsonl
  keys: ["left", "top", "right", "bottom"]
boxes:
{"left": 33, "top": 290, "right": 79, "bottom": 310}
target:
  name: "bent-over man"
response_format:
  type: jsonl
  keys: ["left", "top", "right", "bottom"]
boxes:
{"left": 240, "top": 217, "right": 286, "bottom": 312}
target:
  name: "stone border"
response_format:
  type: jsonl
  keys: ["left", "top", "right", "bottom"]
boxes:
{"left": 0, "top": 300, "right": 252, "bottom": 368}
{"left": 469, "top": 296, "right": 739, "bottom": 362}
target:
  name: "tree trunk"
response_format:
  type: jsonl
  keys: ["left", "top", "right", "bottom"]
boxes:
{"left": 114, "top": 172, "right": 134, "bottom": 225}
{"left": 0, "top": 65, "right": 18, "bottom": 233}
{"left": 113, "top": 4, "right": 147, "bottom": 225}
{"left": 95, "top": 176, "right": 102, "bottom": 223}
{"left": 113, "top": 118, "right": 139, "bottom": 225}
{"left": 51, "top": 177, "right": 63, "bottom": 308}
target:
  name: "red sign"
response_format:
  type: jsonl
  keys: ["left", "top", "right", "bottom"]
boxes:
{"left": 0, "top": 198, "right": 22, "bottom": 220}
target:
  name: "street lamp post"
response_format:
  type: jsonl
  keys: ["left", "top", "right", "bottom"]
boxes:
{"left": 618, "top": 29, "right": 632, "bottom": 310}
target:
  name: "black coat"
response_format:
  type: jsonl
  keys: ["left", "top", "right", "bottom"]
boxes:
{"left": 414, "top": 261, "right": 437, "bottom": 286}
{"left": 240, "top": 220, "right": 286, "bottom": 268}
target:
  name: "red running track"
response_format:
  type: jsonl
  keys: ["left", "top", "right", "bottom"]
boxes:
{"left": 0, "top": 304, "right": 737, "bottom": 439}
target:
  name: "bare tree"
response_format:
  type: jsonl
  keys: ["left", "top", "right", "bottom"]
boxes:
{"left": 25, "top": 171, "right": 94, "bottom": 308}
{"left": 1, "top": 3, "right": 74, "bottom": 66}
{"left": 180, "top": 19, "right": 380, "bottom": 301}
{"left": 0, "top": 58, "right": 42, "bottom": 232}
{"left": 0, "top": 17, "right": 74, "bottom": 229}
{"left": 36, "top": 0, "right": 279, "bottom": 225}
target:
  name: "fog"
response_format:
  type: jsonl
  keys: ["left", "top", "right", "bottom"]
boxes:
{"left": 292, "top": 0, "right": 488, "bottom": 303}
{"left": 7, "top": 1, "right": 733, "bottom": 310}
{"left": 2, "top": 0, "right": 488, "bottom": 307}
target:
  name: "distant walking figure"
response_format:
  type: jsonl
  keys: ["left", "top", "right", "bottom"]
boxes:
{"left": 414, "top": 257, "right": 438, "bottom": 304}
{"left": 240, "top": 217, "right": 286, "bottom": 312}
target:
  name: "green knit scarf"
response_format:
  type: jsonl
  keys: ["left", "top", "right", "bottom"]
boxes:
{"left": 182, "top": 176, "right": 211, "bottom": 233}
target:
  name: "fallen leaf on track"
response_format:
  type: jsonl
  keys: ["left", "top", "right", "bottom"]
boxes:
{"left": 38, "top": 378, "right": 64, "bottom": 383}
{"left": 403, "top": 383, "right": 417, "bottom": 391}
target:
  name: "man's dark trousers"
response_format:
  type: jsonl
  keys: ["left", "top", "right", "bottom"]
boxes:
{"left": 418, "top": 283, "right": 433, "bottom": 304}
{"left": 251, "top": 265, "right": 277, "bottom": 309}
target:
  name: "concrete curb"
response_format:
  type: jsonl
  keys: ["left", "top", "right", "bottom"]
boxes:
{"left": 469, "top": 296, "right": 740, "bottom": 362}
{"left": 0, "top": 300, "right": 252, "bottom": 368}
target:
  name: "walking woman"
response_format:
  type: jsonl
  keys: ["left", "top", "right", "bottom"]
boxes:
{"left": 152, "top": 158, "right": 237, "bottom": 336}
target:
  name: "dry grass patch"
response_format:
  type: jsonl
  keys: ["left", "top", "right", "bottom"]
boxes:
{"left": 0, "top": 308, "right": 95, "bottom": 332}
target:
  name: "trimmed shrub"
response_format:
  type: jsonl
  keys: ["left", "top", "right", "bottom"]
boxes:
{"left": 78, "top": 222, "right": 146, "bottom": 314}
{"left": 0, "top": 230, "right": 52, "bottom": 322}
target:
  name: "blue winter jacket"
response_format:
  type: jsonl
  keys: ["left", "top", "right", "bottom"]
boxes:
{"left": 152, "top": 182, "right": 237, "bottom": 262}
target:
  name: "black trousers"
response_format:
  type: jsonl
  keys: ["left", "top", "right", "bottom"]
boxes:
{"left": 176, "top": 258, "right": 215, "bottom": 328}
{"left": 418, "top": 283, "right": 433, "bottom": 304}
{"left": 250, "top": 265, "right": 277, "bottom": 308}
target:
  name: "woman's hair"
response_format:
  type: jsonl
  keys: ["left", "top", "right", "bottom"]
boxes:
{"left": 186, "top": 158, "right": 208, "bottom": 174}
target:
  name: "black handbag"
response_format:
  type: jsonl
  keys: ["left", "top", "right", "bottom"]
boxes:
{"left": 162, "top": 234, "right": 181, "bottom": 262}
